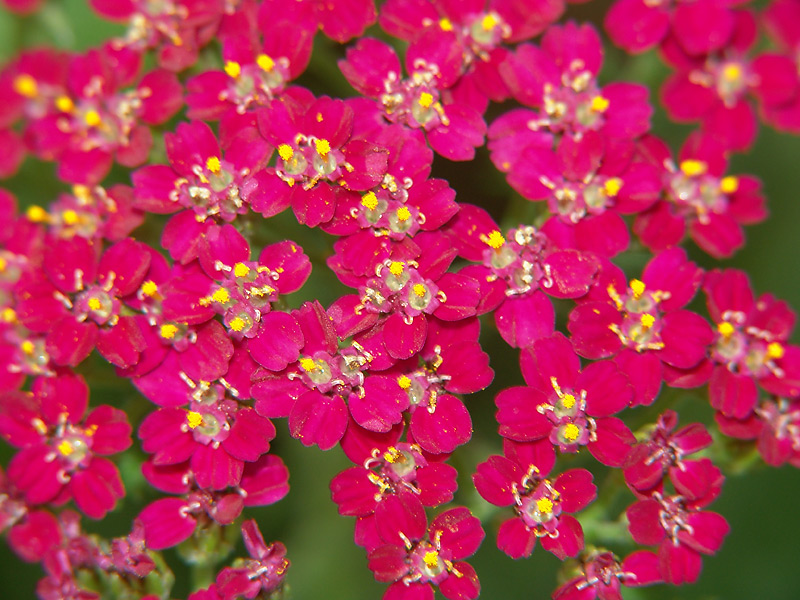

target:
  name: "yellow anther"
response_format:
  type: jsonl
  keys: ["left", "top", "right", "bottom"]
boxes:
{"left": 717, "top": 321, "right": 735, "bottom": 337}
{"left": 423, "top": 551, "right": 440, "bottom": 569}
{"left": 418, "top": 92, "right": 434, "bottom": 108}
{"left": 21, "top": 340, "right": 34, "bottom": 355}
{"left": 629, "top": 279, "right": 645, "bottom": 299}
{"left": 31, "top": 418, "right": 48, "bottom": 435}
{"left": 233, "top": 262, "right": 250, "bottom": 278}
{"left": 211, "top": 287, "right": 230, "bottom": 304}
{"left": 160, "top": 323, "right": 178, "bottom": 339}
{"left": 299, "top": 357, "right": 317, "bottom": 372}
{"left": 14, "top": 74, "right": 38, "bottom": 97}
{"left": 361, "top": 191, "right": 379, "bottom": 210}
{"left": 720, "top": 176, "right": 739, "bottom": 194}
{"left": 383, "top": 446, "right": 401, "bottom": 463}
{"left": 55, "top": 95, "right": 74, "bottom": 113}
{"left": 73, "top": 185, "right": 91, "bottom": 200}
{"left": 206, "top": 156, "right": 221, "bottom": 173}
{"left": 640, "top": 313, "right": 656, "bottom": 329}
{"left": 483, "top": 230, "right": 505, "bottom": 249}
{"left": 141, "top": 280, "right": 158, "bottom": 296}
{"left": 590, "top": 95, "right": 609, "bottom": 112}
{"left": 412, "top": 283, "right": 427, "bottom": 298}
{"left": 604, "top": 177, "right": 622, "bottom": 197}
{"left": 316, "top": 112, "right": 323, "bottom": 122}
{"left": 563, "top": 423, "right": 581, "bottom": 442}
{"left": 257, "top": 54, "right": 275, "bottom": 72}
{"left": 87, "top": 297, "right": 102, "bottom": 311}
{"left": 26, "top": 205, "right": 48, "bottom": 222}
{"left": 481, "top": 13, "right": 499, "bottom": 30}
{"left": 57, "top": 440, "right": 74, "bottom": 456}
{"left": 768, "top": 342, "right": 785, "bottom": 360}
{"left": 0, "top": 256, "right": 6, "bottom": 271}
{"left": 186, "top": 411, "right": 203, "bottom": 429}
{"left": 536, "top": 497, "right": 554, "bottom": 514}
{"left": 396, "top": 206, "right": 411, "bottom": 222}
{"left": 278, "top": 144, "right": 294, "bottom": 161}
{"left": 229, "top": 317, "right": 246, "bottom": 332}
{"left": 2, "top": 307, "right": 17, "bottom": 322}
{"left": 84, "top": 110, "right": 102, "bottom": 127}
{"left": 389, "top": 261, "right": 404, "bottom": 277}
{"left": 224, "top": 60, "right": 241, "bottom": 78}
{"left": 680, "top": 159, "right": 707, "bottom": 177}
{"left": 62, "top": 209, "right": 80, "bottom": 225}
{"left": 397, "top": 375, "right": 411, "bottom": 389}
{"left": 722, "top": 63, "right": 742, "bottom": 82}
{"left": 562, "top": 394, "right": 576, "bottom": 409}
{"left": 439, "top": 18, "right": 453, "bottom": 31}
{"left": 315, "top": 138, "right": 331, "bottom": 157}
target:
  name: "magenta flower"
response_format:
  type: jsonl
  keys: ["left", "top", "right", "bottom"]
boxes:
{"left": 496, "top": 333, "right": 635, "bottom": 466}
{"left": 367, "top": 507, "right": 484, "bottom": 600}
{"left": 552, "top": 549, "right": 662, "bottom": 600}
{"left": 339, "top": 36, "right": 487, "bottom": 161}
{"left": 702, "top": 269, "right": 800, "bottom": 419}
{"left": 633, "top": 133, "right": 767, "bottom": 258}
{"left": 717, "top": 397, "right": 800, "bottom": 468}
{"left": 568, "top": 248, "right": 712, "bottom": 405}
{"left": 623, "top": 410, "right": 719, "bottom": 500}
{"left": 474, "top": 439, "right": 596, "bottom": 559}
{"left": 215, "top": 520, "right": 289, "bottom": 600}
{"left": 0, "top": 374, "right": 130, "bottom": 518}
{"left": 626, "top": 490, "right": 730, "bottom": 584}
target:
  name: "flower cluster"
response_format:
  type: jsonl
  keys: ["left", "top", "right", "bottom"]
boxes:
{"left": 1, "top": 0, "right": 800, "bottom": 599}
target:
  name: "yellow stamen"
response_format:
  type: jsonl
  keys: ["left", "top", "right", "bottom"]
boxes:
{"left": 62, "top": 209, "right": 80, "bottom": 225}
{"left": 383, "top": 447, "right": 401, "bottom": 463}
{"left": 562, "top": 394, "right": 576, "bottom": 409}
{"left": 26, "top": 205, "right": 48, "bottom": 222}
{"left": 206, "top": 156, "right": 221, "bottom": 173}
{"left": 21, "top": 340, "right": 34, "bottom": 355}
{"left": 720, "top": 176, "right": 739, "bottom": 194}
{"left": 563, "top": 423, "right": 580, "bottom": 442}
{"left": 680, "top": 159, "right": 707, "bottom": 177}
{"left": 590, "top": 95, "right": 609, "bottom": 112}
{"left": 211, "top": 287, "right": 230, "bottom": 304}
{"left": 604, "top": 177, "right": 622, "bottom": 197}
{"left": 768, "top": 342, "right": 785, "bottom": 360}
{"left": 224, "top": 60, "right": 241, "bottom": 78}
{"left": 257, "top": 54, "right": 275, "bottom": 72}
{"left": 536, "top": 497, "right": 554, "bottom": 514}
{"left": 629, "top": 279, "right": 645, "bottom": 299}
{"left": 412, "top": 283, "right": 427, "bottom": 298}
{"left": 361, "top": 191, "right": 378, "bottom": 210}
{"left": 0, "top": 256, "right": 6, "bottom": 271}
{"left": 229, "top": 316, "right": 246, "bottom": 332}
{"left": 722, "top": 63, "right": 742, "bottom": 82}
{"left": 484, "top": 230, "right": 505, "bottom": 249}
{"left": 439, "top": 18, "right": 453, "bottom": 31}
{"left": 57, "top": 440, "right": 74, "bottom": 456}
{"left": 55, "top": 95, "right": 74, "bottom": 113}
{"left": 31, "top": 418, "right": 48, "bottom": 435}
{"left": 315, "top": 138, "right": 331, "bottom": 157}
{"left": 423, "top": 551, "right": 439, "bottom": 569}
{"left": 2, "top": 307, "right": 17, "bottom": 322}
{"left": 278, "top": 144, "right": 294, "bottom": 161}
{"left": 389, "top": 261, "right": 404, "bottom": 277}
{"left": 481, "top": 13, "right": 499, "bottom": 30}
{"left": 141, "top": 280, "right": 158, "bottom": 297}
{"left": 396, "top": 206, "right": 411, "bottom": 222}
{"left": 87, "top": 297, "right": 102, "bottom": 311}
{"left": 717, "top": 321, "right": 735, "bottom": 337}
{"left": 233, "top": 262, "right": 250, "bottom": 278}
{"left": 84, "top": 110, "right": 102, "bottom": 127}
{"left": 13, "top": 74, "right": 38, "bottom": 98}
{"left": 299, "top": 357, "right": 317, "bottom": 372}
{"left": 160, "top": 323, "right": 178, "bottom": 339}
{"left": 418, "top": 92, "right": 434, "bottom": 109}
{"left": 640, "top": 313, "right": 656, "bottom": 329}
{"left": 186, "top": 411, "right": 203, "bottom": 429}
{"left": 397, "top": 375, "right": 411, "bottom": 389}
